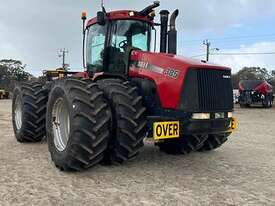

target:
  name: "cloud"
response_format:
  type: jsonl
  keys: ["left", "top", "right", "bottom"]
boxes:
{"left": 210, "top": 41, "right": 275, "bottom": 73}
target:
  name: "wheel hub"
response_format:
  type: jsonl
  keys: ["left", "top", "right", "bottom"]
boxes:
{"left": 14, "top": 95, "right": 22, "bottom": 130}
{"left": 52, "top": 98, "right": 70, "bottom": 152}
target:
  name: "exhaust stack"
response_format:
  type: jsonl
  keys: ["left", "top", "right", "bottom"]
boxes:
{"left": 168, "top": 9, "right": 179, "bottom": 55}
{"left": 159, "top": 10, "right": 169, "bottom": 53}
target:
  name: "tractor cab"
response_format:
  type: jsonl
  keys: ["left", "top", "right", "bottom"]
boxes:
{"left": 86, "top": 18, "right": 152, "bottom": 75}
{"left": 82, "top": 2, "right": 160, "bottom": 77}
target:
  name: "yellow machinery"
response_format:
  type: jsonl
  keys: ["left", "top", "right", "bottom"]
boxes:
{"left": 43, "top": 68, "right": 78, "bottom": 81}
{"left": 0, "top": 89, "right": 9, "bottom": 99}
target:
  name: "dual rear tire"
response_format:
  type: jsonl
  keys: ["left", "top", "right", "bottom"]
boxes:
{"left": 12, "top": 82, "right": 48, "bottom": 142}
{"left": 198, "top": 133, "right": 230, "bottom": 152}
{"left": 157, "top": 135, "right": 208, "bottom": 154}
{"left": 158, "top": 133, "right": 230, "bottom": 154}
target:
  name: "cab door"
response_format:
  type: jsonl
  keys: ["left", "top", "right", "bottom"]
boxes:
{"left": 86, "top": 23, "right": 108, "bottom": 74}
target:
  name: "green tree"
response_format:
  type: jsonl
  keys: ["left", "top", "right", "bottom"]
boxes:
{"left": 270, "top": 70, "right": 275, "bottom": 88}
{"left": 0, "top": 59, "right": 33, "bottom": 91}
{"left": 232, "top": 67, "right": 275, "bottom": 89}
{"left": 238, "top": 67, "right": 271, "bottom": 80}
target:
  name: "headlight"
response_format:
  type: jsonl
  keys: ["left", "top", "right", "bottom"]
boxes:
{"left": 192, "top": 113, "right": 210, "bottom": 120}
{"left": 228, "top": 112, "right": 233, "bottom": 118}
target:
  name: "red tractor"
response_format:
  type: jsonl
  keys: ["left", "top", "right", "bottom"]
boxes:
{"left": 12, "top": 2, "right": 237, "bottom": 171}
{"left": 239, "top": 80, "right": 273, "bottom": 108}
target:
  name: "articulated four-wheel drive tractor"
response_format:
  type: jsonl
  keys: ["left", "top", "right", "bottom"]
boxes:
{"left": 12, "top": 2, "right": 237, "bottom": 171}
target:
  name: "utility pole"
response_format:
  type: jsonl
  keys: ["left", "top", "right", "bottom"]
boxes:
{"left": 203, "top": 39, "right": 211, "bottom": 62}
{"left": 58, "top": 49, "right": 69, "bottom": 69}
{"left": 203, "top": 40, "right": 219, "bottom": 61}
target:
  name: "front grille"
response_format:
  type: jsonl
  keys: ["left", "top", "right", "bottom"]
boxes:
{"left": 180, "top": 68, "right": 233, "bottom": 112}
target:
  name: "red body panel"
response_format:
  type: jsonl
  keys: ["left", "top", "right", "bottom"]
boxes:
{"left": 239, "top": 81, "right": 273, "bottom": 95}
{"left": 254, "top": 81, "right": 273, "bottom": 95}
{"left": 87, "top": 10, "right": 153, "bottom": 27}
{"left": 239, "top": 83, "right": 245, "bottom": 91}
{"left": 73, "top": 72, "right": 89, "bottom": 78}
{"left": 129, "top": 51, "right": 230, "bottom": 110}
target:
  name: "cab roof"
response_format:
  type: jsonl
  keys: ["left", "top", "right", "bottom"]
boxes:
{"left": 87, "top": 10, "right": 154, "bottom": 27}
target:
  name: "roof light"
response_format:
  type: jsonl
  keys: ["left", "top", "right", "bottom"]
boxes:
{"left": 81, "top": 11, "right": 87, "bottom": 20}
{"left": 129, "top": 11, "right": 135, "bottom": 17}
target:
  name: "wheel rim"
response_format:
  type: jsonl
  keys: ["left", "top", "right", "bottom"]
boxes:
{"left": 52, "top": 98, "right": 70, "bottom": 152}
{"left": 14, "top": 95, "right": 22, "bottom": 130}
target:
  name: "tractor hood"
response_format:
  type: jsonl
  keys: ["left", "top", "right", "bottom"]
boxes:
{"left": 129, "top": 51, "right": 232, "bottom": 109}
{"left": 130, "top": 51, "right": 230, "bottom": 74}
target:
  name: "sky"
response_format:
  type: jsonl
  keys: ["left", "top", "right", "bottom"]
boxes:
{"left": 0, "top": 0, "right": 275, "bottom": 76}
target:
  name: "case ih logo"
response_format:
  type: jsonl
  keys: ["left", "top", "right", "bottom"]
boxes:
{"left": 133, "top": 61, "right": 180, "bottom": 79}
{"left": 223, "top": 75, "right": 231, "bottom": 79}
{"left": 137, "top": 61, "right": 149, "bottom": 69}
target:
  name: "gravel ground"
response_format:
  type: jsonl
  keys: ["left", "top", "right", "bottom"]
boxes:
{"left": 0, "top": 99, "right": 275, "bottom": 206}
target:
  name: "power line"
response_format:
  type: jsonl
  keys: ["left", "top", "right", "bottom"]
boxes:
{"left": 191, "top": 52, "right": 275, "bottom": 58}
{"left": 190, "top": 54, "right": 205, "bottom": 58}
{"left": 182, "top": 33, "right": 275, "bottom": 44}
{"left": 182, "top": 37, "right": 275, "bottom": 49}
{"left": 211, "top": 52, "right": 275, "bottom": 56}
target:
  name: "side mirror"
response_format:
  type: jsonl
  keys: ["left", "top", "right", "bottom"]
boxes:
{"left": 97, "top": 11, "right": 106, "bottom": 26}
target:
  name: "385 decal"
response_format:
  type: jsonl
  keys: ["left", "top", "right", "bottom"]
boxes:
{"left": 131, "top": 60, "right": 180, "bottom": 79}
{"left": 163, "top": 69, "right": 180, "bottom": 79}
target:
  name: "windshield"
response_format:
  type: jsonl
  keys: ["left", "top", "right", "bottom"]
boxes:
{"left": 106, "top": 20, "right": 151, "bottom": 74}
{"left": 110, "top": 20, "right": 151, "bottom": 52}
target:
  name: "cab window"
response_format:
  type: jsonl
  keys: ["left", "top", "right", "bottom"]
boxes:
{"left": 86, "top": 24, "right": 107, "bottom": 73}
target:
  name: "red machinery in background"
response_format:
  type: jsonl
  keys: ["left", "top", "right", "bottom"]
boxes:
{"left": 239, "top": 80, "right": 273, "bottom": 108}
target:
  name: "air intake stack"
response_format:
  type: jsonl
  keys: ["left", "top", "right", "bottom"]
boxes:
{"left": 168, "top": 9, "right": 179, "bottom": 54}
{"left": 159, "top": 10, "right": 169, "bottom": 53}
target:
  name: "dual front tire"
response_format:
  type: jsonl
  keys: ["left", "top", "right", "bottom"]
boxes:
{"left": 46, "top": 79, "right": 111, "bottom": 171}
